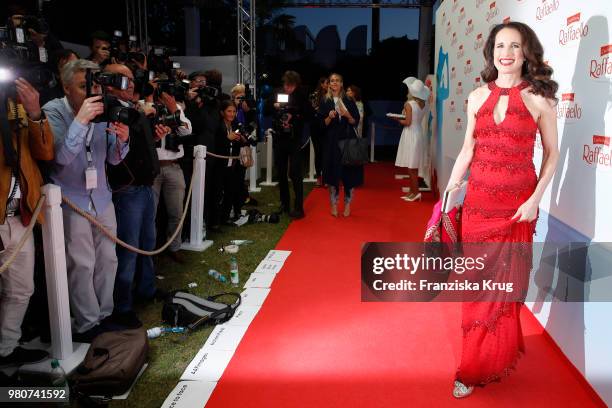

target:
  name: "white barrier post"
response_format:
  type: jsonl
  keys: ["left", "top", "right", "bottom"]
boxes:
{"left": 17, "top": 184, "right": 89, "bottom": 376}
{"left": 181, "top": 145, "right": 213, "bottom": 252}
{"left": 41, "top": 185, "right": 73, "bottom": 359}
{"left": 260, "top": 129, "right": 278, "bottom": 186}
{"left": 248, "top": 144, "right": 261, "bottom": 192}
{"left": 370, "top": 121, "right": 376, "bottom": 163}
{"left": 304, "top": 141, "right": 317, "bottom": 183}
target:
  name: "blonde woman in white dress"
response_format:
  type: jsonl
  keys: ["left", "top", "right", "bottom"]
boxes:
{"left": 393, "top": 79, "right": 430, "bottom": 201}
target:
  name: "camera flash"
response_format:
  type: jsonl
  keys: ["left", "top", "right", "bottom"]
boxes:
{"left": 0, "top": 68, "right": 13, "bottom": 82}
{"left": 277, "top": 93, "right": 289, "bottom": 103}
{"left": 129, "top": 35, "right": 137, "bottom": 42}
{"left": 114, "top": 30, "right": 123, "bottom": 37}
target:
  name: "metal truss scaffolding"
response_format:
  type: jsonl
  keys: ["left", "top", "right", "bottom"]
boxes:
{"left": 237, "top": 0, "right": 256, "bottom": 92}
{"left": 269, "top": 0, "right": 432, "bottom": 8}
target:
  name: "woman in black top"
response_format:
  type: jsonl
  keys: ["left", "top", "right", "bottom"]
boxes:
{"left": 214, "top": 100, "right": 249, "bottom": 225}
{"left": 319, "top": 73, "right": 362, "bottom": 217}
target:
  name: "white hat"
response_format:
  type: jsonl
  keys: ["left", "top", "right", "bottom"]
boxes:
{"left": 402, "top": 76, "right": 417, "bottom": 87}
{"left": 408, "top": 79, "right": 430, "bottom": 101}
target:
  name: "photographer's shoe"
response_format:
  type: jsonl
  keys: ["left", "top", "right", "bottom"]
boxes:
{"left": 0, "top": 347, "right": 49, "bottom": 368}
{"left": 289, "top": 209, "right": 305, "bottom": 219}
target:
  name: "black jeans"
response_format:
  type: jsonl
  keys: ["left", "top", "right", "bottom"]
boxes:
{"left": 274, "top": 137, "right": 304, "bottom": 211}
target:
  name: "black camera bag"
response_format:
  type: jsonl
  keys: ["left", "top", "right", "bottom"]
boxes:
{"left": 162, "top": 291, "right": 241, "bottom": 330}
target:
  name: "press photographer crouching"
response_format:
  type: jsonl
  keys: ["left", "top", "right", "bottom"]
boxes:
{"left": 42, "top": 59, "right": 130, "bottom": 342}
{"left": 265, "top": 71, "right": 310, "bottom": 219}
{"left": 0, "top": 75, "right": 54, "bottom": 366}
{"left": 150, "top": 79, "right": 192, "bottom": 264}
{"left": 103, "top": 63, "right": 170, "bottom": 329}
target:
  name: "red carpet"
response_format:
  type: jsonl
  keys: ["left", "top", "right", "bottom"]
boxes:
{"left": 206, "top": 163, "right": 605, "bottom": 408}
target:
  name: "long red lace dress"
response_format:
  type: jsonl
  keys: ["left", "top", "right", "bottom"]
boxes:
{"left": 456, "top": 80, "right": 538, "bottom": 386}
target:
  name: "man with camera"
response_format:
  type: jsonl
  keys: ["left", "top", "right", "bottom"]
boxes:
{"left": 104, "top": 63, "right": 170, "bottom": 328}
{"left": 265, "top": 71, "right": 310, "bottom": 219}
{"left": 151, "top": 85, "right": 192, "bottom": 263}
{"left": 42, "top": 59, "right": 130, "bottom": 342}
{"left": 87, "top": 31, "right": 112, "bottom": 66}
{"left": 0, "top": 77, "right": 54, "bottom": 366}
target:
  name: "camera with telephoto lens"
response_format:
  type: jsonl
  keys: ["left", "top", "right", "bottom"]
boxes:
{"left": 246, "top": 209, "right": 279, "bottom": 224}
{"left": 195, "top": 85, "right": 220, "bottom": 102}
{"left": 155, "top": 78, "right": 188, "bottom": 103}
{"left": 152, "top": 103, "right": 186, "bottom": 152}
{"left": 237, "top": 83, "right": 256, "bottom": 110}
{"left": 85, "top": 69, "right": 139, "bottom": 125}
{"left": 273, "top": 93, "right": 295, "bottom": 135}
{"left": 234, "top": 122, "right": 257, "bottom": 146}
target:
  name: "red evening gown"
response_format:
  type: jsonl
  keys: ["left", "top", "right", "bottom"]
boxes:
{"left": 456, "top": 80, "right": 538, "bottom": 386}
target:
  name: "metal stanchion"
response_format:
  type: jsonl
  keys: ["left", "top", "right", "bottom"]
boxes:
{"left": 370, "top": 121, "right": 376, "bottom": 163}
{"left": 304, "top": 140, "right": 317, "bottom": 183}
{"left": 260, "top": 129, "right": 278, "bottom": 186}
{"left": 248, "top": 144, "right": 261, "bottom": 192}
{"left": 181, "top": 145, "right": 213, "bottom": 252}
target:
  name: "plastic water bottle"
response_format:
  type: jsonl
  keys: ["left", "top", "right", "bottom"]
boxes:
{"left": 208, "top": 269, "right": 227, "bottom": 283}
{"left": 230, "top": 257, "right": 239, "bottom": 287}
{"left": 147, "top": 326, "right": 186, "bottom": 339}
{"left": 50, "top": 359, "right": 67, "bottom": 387}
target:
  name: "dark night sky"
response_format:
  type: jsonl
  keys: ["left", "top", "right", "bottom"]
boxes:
{"left": 283, "top": 7, "right": 421, "bottom": 49}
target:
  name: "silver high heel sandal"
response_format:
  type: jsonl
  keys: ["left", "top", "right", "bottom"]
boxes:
{"left": 331, "top": 203, "right": 338, "bottom": 217}
{"left": 401, "top": 192, "right": 422, "bottom": 202}
{"left": 452, "top": 381, "right": 474, "bottom": 399}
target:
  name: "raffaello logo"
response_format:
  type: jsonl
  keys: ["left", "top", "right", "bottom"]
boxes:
{"left": 473, "top": 76, "right": 482, "bottom": 90}
{"left": 451, "top": 32, "right": 458, "bottom": 46}
{"left": 457, "top": 44, "right": 465, "bottom": 59}
{"left": 583, "top": 135, "right": 612, "bottom": 170}
{"left": 466, "top": 19, "right": 474, "bottom": 36}
{"left": 452, "top": 0, "right": 459, "bottom": 12}
{"left": 455, "top": 117, "right": 463, "bottom": 131}
{"left": 536, "top": 0, "right": 560, "bottom": 21}
{"left": 474, "top": 33, "right": 485, "bottom": 51}
{"left": 463, "top": 99, "right": 469, "bottom": 113}
{"left": 559, "top": 13, "right": 589, "bottom": 46}
{"left": 486, "top": 2, "right": 499, "bottom": 22}
{"left": 449, "top": 100, "right": 456, "bottom": 112}
{"left": 464, "top": 60, "right": 473, "bottom": 75}
{"left": 458, "top": 7, "right": 466, "bottom": 23}
{"left": 446, "top": 21, "right": 452, "bottom": 35}
{"left": 456, "top": 81, "right": 464, "bottom": 95}
{"left": 451, "top": 66, "right": 457, "bottom": 79}
{"left": 476, "top": 0, "right": 486, "bottom": 8}
{"left": 589, "top": 44, "right": 612, "bottom": 80}
{"left": 557, "top": 92, "right": 582, "bottom": 122}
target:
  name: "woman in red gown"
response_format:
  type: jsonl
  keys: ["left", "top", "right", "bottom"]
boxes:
{"left": 445, "top": 22, "right": 559, "bottom": 398}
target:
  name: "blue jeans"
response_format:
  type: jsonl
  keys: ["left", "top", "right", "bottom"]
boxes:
{"left": 113, "top": 186, "right": 157, "bottom": 313}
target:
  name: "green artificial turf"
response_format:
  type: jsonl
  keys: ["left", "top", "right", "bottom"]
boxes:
{"left": 108, "top": 182, "right": 314, "bottom": 408}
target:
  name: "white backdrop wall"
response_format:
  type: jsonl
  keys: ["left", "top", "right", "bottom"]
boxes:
{"left": 434, "top": 0, "right": 612, "bottom": 404}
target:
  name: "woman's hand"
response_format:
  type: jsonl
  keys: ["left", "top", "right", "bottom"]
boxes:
{"left": 228, "top": 131, "right": 241, "bottom": 141}
{"left": 154, "top": 124, "right": 171, "bottom": 141}
{"left": 328, "top": 110, "right": 337, "bottom": 119}
{"left": 108, "top": 122, "right": 130, "bottom": 142}
{"left": 511, "top": 198, "right": 539, "bottom": 223}
{"left": 15, "top": 78, "right": 41, "bottom": 120}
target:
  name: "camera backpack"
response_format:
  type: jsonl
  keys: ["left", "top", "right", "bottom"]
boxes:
{"left": 71, "top": 327, "right": 148, "bottom": 399}
{"left": 162, "top": 291, "right": 241, "bottom": 330}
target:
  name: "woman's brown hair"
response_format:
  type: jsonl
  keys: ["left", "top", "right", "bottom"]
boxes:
{"left": 347, "top": 85, "right": 362, "bottom": 101}
{"left": 481, "top": 21, "right": 558, "bottom": 101}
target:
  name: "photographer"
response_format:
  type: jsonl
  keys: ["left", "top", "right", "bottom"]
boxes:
{"left": 264, "top": 70, "right": 310, "bottom": 219}
{"left": 184, "top": 70, "right": 227, "bottom": 231}
{"left": 231, "top": 83, "right": 257, "bottom": 208}
{"left": 104, "top": 64, "right": 170, "bottom": 328}
{"left": 152, "top": 86, "right": 192, "bottom": 263}
{"left": 87, "top": 31, "right": 112, "bottom": 66}
{"left": 0, "top": 77, "right": 53, "bottom": 366}
{"left": 42, "top": 59, "right": 130, "bottom": 342}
